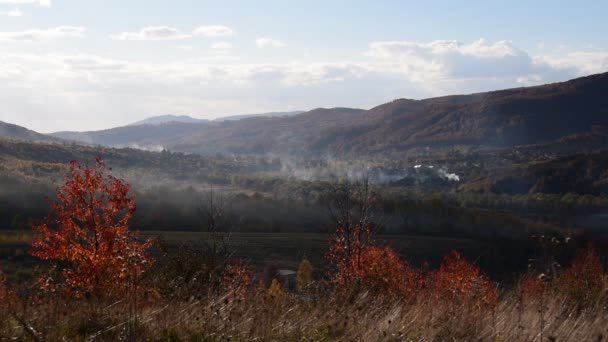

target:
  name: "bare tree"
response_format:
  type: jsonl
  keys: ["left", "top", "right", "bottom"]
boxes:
{"left": 325, "top": 171, "right": 378, "bottom": 232}
{"left": 197, "top": 188, "right": 239, "bottom": 283}
{"left": 324, "top": 171, "right": 384, "bottom": 267}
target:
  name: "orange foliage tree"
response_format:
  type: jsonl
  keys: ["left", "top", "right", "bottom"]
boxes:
{"left": 30, "top": 158, "right": 153, "bottom": 298}
{"left": 431, "top": 251, "right": 498, "bottom": 310}
{"left": 326, "top": 223, "right": 373, "bottom": 285}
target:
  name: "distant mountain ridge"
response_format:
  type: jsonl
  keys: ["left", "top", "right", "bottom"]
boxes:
{"left": 212, "top": 111, "right": 305, "bottom": 122}
{"left": 127, "top": 111, "right": 306, "bottom": 127}
{"left": 7, "top": 72, "right": 608, "bottom": 157}
{"left": 129, "top": 115, "right": 207, "bottom": 126}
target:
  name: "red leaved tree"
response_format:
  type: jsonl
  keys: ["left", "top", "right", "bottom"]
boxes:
{"left": 430, "top": 251, "right": 498, "bottom": 310}
{"left": 326, "top": 223, "right": 373, "bottom": 285}
{"left": 30, "top": 158, "right": 153, "bottom": 298}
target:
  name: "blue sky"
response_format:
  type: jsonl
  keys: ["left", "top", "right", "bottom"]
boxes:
{"left": 1, "top": 0, "right": 607, "bottom": 132}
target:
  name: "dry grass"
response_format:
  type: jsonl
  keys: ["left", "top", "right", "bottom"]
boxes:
{"left": 1, "top": 287, "right": 608, "bottom": 341}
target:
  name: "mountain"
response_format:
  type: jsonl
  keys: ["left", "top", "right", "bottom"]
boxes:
{"left": 127, "top": 111, "right": 306, "bottom": 127}
{"left": 129, "top": 115, "right": 207, "bottom": 126}
{"left": 0, "top": 121, "right": 61, "bottom": 143}
{"left": 49, "top": 72, "right": 608, "bottom": 157}
{"left": 50, "top": 107, "right": 367, "bottom": 154}
{"left": 458, "top": 151, "right": 608, "bottom": 195}
{"left": 213, "top": 111, "right": 305, "bottom": 122}
{"left": 346, "top": 72, "right": 608, "bottom": 154}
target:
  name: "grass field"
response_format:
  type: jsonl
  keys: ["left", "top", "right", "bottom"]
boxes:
{"left": 1, "top": 230, "right": 529, "bottom": 282}
{"left": 146, "top": 231, "right": 482, "bottom": 271}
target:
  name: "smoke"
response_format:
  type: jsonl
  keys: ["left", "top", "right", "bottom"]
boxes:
{"left": 280, "top": 158, "right": 460, "bottom": 184}
{"left": 437, "top": 168, "right": 460, "bottom": 182}
{"left": 117, "top": 143, "right": 166, "bottom": 152}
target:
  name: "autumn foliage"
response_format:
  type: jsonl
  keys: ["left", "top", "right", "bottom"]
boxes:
{"left": 556, "top": 246, "right": 605, "bottom": 306}
{"left": 430, "top": 251, "right": 498, "bottom": 310}
{"left": 520, "top": 245, "right": 606, "bottom": 308}
{"left": 296, "top": 258, "right": 313, "bottom": 292}
{"left": 326, "top": 223, "right": 373, "bottom": 285}
{"left": 222, "top": 257, "right": 253, "bottom": 297}
{"left": 30, "top": 158, "right": 153, "bottom": 298}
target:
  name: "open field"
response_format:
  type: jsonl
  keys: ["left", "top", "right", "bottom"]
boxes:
{"left": 146, "top": 231, "right": 482, "bottom": 270}
{"left": 1, "top": 230, "right": 533, "bottom": 284}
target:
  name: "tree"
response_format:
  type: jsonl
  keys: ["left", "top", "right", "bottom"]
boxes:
{"left": 197, "top": 189, "right": 236, "bottom": 284}
{"left": 296, "top": 258, "right": 313, "bottom": 292}
{"left": 325, "top": 175, "right": 381, "bottom": 285}
{"left": 30, "top": 158, "right": 153, "bottom": 298}
{"left": 326, "top": 222, "right": 373, "bottom": 284}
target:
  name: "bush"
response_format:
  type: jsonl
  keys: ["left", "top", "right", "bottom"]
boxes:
{"left": 556, "top": 246, "right": 605, "bottom": 308}
{"left": 297, "top": 258, "right": 314, "bottom": 292}
{"left": 430, "top": 251, "right": 498, "bottom": 310}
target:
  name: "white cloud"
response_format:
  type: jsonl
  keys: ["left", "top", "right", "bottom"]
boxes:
{"left": 0, "top": 7, "right": 23, "bottom": 16}
{"left": 0, "top": 26, "right": 85, "bottom": 42}
{"left": 255, "top": 37, "right": 285, "bottom": 48}
{"left": 193, "top": 25, "right": 235, "bottom": 37}
{"left": 364, "top": 38, "right": 582, "bottom": 93}
{"left": 0, "top": 39, "right": 606, "bottom": 132}
{"left": 112, "top": 26, "right": 189, "bottom": 41}
{"left": 536, "top": 51, "right": 608, "bottom": 76}
{"left": 211, "top": 41, "right": 232, "bottom": 50}
{"left": 0, "top": 0, "right": 49, "bottom": 6}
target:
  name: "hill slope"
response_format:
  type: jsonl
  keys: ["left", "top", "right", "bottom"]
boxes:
{"left": 0, "top": 121, "right": 61, "bottom": 143}
{"left": 50, "top": 72, "right": 608, "bottom": 156}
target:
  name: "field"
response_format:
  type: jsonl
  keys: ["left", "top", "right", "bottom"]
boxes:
{"left": 1, "top": 229, "right": 531, "bottom": 283}
{"left": 147, "top": 231, "right": 482, "bottom": 269}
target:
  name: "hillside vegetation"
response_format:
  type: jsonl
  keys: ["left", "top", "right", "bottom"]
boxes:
{"left": 49, "top": 72, "right": 608, "bottom": 157}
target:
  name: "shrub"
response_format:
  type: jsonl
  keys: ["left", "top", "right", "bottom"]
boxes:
{"left": 431, "top": 251, "right": 498, "bottom": 310}
{"left": 297, "top": 258, "right": 313, "bottom": 292}
{"left": 354, "top": 246, "right": 420, "bottom": 297}
{"left": 555, "top": 246, "right": 605, "bottom": 308}
{"left": 222, "top": 257, "right": 252, "bottom": 297}
{"left": 267, "top": 278, "right": 287, "bottom": 302}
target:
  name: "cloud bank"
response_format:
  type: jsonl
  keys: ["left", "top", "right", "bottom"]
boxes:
{"left": 0, "top": 39, "right": 606, "bottom": 132}
{"left": 0, "top": 0, "right": 50, "bottom": 6}
{"left": 0, "top": 26, "right": 84, "bottom": 41}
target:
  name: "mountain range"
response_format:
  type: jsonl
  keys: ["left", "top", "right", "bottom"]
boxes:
{"left": 126, "top": 111, "right": 305, "bottom": 126}
{"left": 3, "top": 72, "right": 608, "bottom": 157}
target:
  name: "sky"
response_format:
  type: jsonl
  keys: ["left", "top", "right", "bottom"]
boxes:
{"left": 0, "top": 0, "right": 607, "bottom": 133}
